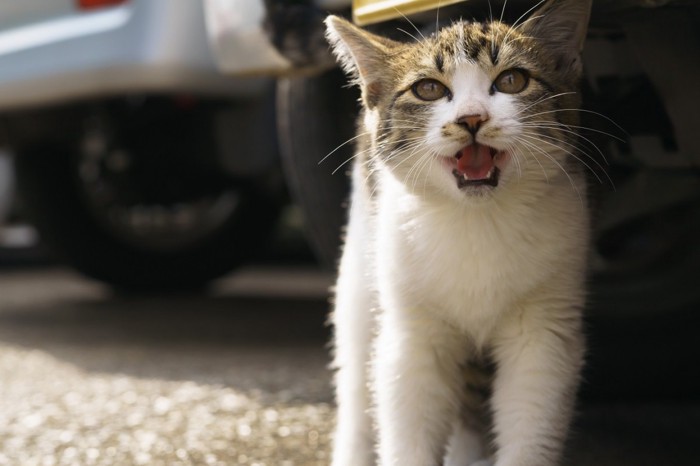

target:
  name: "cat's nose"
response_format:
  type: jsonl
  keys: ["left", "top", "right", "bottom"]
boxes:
{"left": 457, "top": 113, "right": 490, "bottom": 135}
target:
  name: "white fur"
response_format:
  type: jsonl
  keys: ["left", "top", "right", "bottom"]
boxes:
{"left": 328, "top": 16, "right": 589, "bottom": 466}
{"left": 331, "top": 160, "right": 376, "bottom": 466}
{"left": 364, "top": 165, "right": 587, "bottom": 466}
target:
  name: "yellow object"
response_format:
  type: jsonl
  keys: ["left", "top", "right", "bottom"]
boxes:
{"left": 353, "top": 0, "right": 467, "bottom": 26}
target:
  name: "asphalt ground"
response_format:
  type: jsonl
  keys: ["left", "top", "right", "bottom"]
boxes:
{"left": 0, "top": 266, "right": 698, "bottom": 466}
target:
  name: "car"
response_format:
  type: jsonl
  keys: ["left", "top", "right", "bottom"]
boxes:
{"left": 0, "top": 0, "right": 285, "bottom": 289}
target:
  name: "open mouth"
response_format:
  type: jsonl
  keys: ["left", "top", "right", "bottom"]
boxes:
{"left": 452, "top": 143, "right": 503, "bottom": 189}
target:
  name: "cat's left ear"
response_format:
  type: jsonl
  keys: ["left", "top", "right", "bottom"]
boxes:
{"left": 522, "top": 0, "right": 592, "bottom": 74}
{"left": 325, "top": 15, "right": 401, "bottom": 108}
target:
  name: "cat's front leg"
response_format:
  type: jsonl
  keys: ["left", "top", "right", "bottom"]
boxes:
{"left": 490, "top": 298, "right": 585, "bottom": 466}
{"left": 331, "top": 271, "right": 374, "bottom": 466}
{"left": 331, "top": 183, "right": 375, "bottom": 466}
{"left": 374, "top": 308, "right": 463, "bottom": 466}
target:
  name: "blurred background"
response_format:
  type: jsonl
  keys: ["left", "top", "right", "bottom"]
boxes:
{"left": 0, "top": 0, "right": 698, "bottom": 465}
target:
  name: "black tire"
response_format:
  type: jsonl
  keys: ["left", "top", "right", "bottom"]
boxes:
{"left": 14, "top": 143, "right": 280, "bottom": 291}
{"left": 276, "top": 69, "right": 358, "bottom": 268}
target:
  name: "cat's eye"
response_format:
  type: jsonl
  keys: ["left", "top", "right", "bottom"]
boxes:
{"left": 412, "top": 79, "right": 450, "bottom": 101}
{"left": 493, "top": 69, "right": 529, "bottom": 94}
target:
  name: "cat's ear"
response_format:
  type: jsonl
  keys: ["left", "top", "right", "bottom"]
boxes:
{"left": 325, "top": 15, "right": 400, "bottom": 108}
{"left": 522, "top": 0, "right": 592, "bottom": 74}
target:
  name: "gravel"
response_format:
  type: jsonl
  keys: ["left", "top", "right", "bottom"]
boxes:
{"left": 0, "top": 267, "right": 335, "bottom": 466}
{"left": 0, "top": 266, "right": 698, "bottom": 466}
{"left": 0, "top": 345, "right": 334, "bottom": 466}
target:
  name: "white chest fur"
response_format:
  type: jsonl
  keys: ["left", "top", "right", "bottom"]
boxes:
{"left": 373, "top": 171, "right": 588, "bottom": 344}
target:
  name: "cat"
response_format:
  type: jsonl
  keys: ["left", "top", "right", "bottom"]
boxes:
{"left": 324, "top": 0, "right": 593, "bottom": 465}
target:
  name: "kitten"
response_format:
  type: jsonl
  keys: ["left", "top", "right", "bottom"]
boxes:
{"left": 325, "top": 1, "right": 592, "bottom": 466}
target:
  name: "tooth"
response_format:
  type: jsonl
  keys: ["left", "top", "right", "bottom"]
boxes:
{"left": 463, "top": 174, "right": 469, "bottom": 180}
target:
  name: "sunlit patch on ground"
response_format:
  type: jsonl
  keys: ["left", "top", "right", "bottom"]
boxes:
{"left": 0, "top": 346, "right": 334, "bottom": 466}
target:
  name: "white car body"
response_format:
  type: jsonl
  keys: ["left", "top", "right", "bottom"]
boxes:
{"left": 204, "top": 0, "right": 350, "bottom": 75}
{"left": 0, "top": 0, "right": 269, "bottom": 111}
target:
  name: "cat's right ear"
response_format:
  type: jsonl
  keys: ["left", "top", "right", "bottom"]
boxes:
{"left": 522, "top": 0, "right": 592, "bottom": 75}
{"left": 325, "top": 15, "right": 400, "bottom": 108}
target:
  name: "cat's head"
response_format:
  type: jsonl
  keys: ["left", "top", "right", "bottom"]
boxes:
{"left": 326, "top": 0, "right": 592, "bottom": 202}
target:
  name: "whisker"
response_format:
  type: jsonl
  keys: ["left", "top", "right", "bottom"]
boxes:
{"left": 488, "top": 0, "right": 496, "bottom": 58}
{"left": 499, "top": 0, "right": 508, "bottom": 23}
{"left": 512, "top": 92, "right": 577, "bottom": 117}
{"left": 396, "top": 28, "right": 421, "bottom": 43}
{"left": 520, "top": 130, "right": 598, "bottom": 170}
{"left": 367, "top": 163, "right": 383, "bottom": 199}
{"left": 382, "top": 139, "right": 429, "bottom": 168}
{"left": 331, "top": 133, "right": 428, "bottom": 178}
{"left": 381, "top": 137, "right": 432, "bottom": 160}
{"left": 398, "top": 144, "right": 430, "bottom": 190}
{"left": 520, "top": 139, "right": 549, "bottom": 183}
{"left": 520, "top": 123, "right": 612, "bottom": 166}
{"left": 518, "top": 131, "right": 609, "bottom": 186}
{"left": 502, "top": 139, "right": 523, "bottom": 179}
{"left": 514, "top": 135, "right": 582, "bottom": 202}
{"left": 521, "top": 120, "right": 626, "bottom": 143}
{"left": 500, "top": 0, "right": 546, "bottom": 50}
{"left": 407, "top": 151, "right": 428, "bottom": 193}
{"left": 393, "top": 7, "right": 426, "bottom": 41}
{"left": 331, "top": 151, "right": 366, "bottom": 176}
{"left": 360, "top": 154, "right": 382, "bottom": 197}
{"left": 319, "top": 131, "right": 371, "bottom": 165}
{"left": 419, "top": 148, "right": 440, "bottom": 196}
{"left": 330, "top": 145, "right": 376, "bottom": 175}
{"left": 385, "top": 126, "right": 427, "bottom": 131}
{"left": 508, "top": 0, "right": 547, "bottom": 31}
{"left": 500, "top": 14, "right": 543, "bottom": 51}
{"left": 519, "top": 108, "right": 629, "bottom": 136}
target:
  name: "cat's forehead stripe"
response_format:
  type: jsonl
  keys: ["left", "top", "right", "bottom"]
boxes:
{"left": 435, "top": 51, "right": 444, "bottom": 74}
{"left": 427, "top": 21, "right": 512, "bottom": 69}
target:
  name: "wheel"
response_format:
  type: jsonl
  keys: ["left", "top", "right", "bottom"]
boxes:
{"left": 13, "top": 98, "right": 282, "bottom": 290}
{"left": 276, "top": 69, "right": 358, "bottom": 268}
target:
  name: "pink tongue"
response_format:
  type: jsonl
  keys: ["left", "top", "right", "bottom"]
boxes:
{"left": 457, "top": 144, "right": 494, "bottom": 179}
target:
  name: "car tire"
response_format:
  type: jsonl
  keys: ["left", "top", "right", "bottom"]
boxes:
{"left": 14, "top": 142, "right": 281, "bottom": 291}
{"left": 276, "top": 69, "right": 357, "bottom": 269}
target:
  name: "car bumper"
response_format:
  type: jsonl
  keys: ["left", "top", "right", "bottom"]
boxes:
{"left": 0, "top": 0, "right": 266, "bottom": 111}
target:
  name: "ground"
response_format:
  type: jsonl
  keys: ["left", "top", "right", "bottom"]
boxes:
{"left": 0, "top": 266, "right": 697, "bottom": 465}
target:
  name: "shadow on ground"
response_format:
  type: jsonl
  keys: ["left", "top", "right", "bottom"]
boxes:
{"left": 0, "top": 267, "right": 698, "bottom": 465}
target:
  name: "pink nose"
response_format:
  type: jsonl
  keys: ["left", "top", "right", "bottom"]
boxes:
{"left": 457, "top": 113, "right": 489, "bottom": 134}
